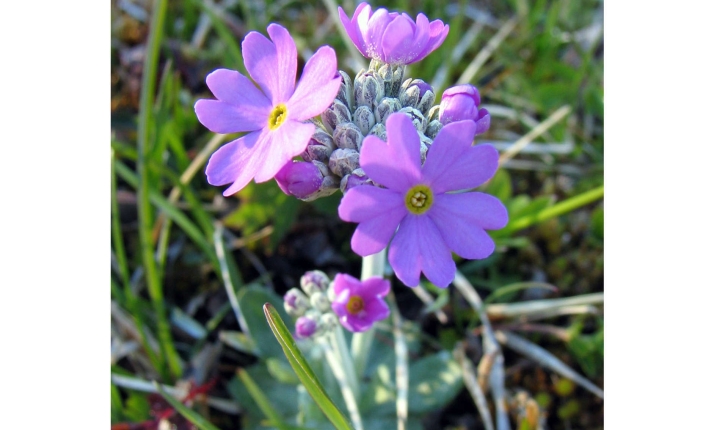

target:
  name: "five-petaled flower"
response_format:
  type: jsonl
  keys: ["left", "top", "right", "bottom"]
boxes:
{"left": 338, "top": 2, "right": 449, "bottom": 65}
{"left": 338, "top": 113, "right": 508, "bottom": 288}
{"left": 331, "top": 274, "right": 390, "bottom": 333}
{"left": 195, "top": 23, "right": 341, "bottom": 196}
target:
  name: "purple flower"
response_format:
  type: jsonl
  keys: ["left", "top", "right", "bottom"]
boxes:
{"left": 331, "top": 274, "right": 390, "bottom": 333}
{"left": 439, "top": 84, "right": 491, "bottom": 134}
{"left": 275, "top": 160, "right": 323, "bottom": 199}
{"left": 338, "top": 113, "right": 508, "bottom": 288}
{"left": 195, "top": 24, "right": 341, "bottom": 196}
{"left": 295, "top": 316, "right": 318, "bottom": 339}
{"left": 338, "top": 3, "right": 449, "bottom": 65}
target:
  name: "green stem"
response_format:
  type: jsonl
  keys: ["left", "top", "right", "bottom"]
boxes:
{"left": 136, "top": 0, "right": 181, "bottom": 380}
{"left": 508, "top": 185, "right": 604, "bottom": 232}
{"left": 351, "top": 249, "right": 387, "bottom": 379}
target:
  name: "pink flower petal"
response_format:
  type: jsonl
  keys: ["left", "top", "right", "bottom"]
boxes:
{"left": 242, "top": 24, "right": 297, "bottom": 104}
{"left": 339, "top": 185, "right": 406, "bottom": 255}
{"left": 254, "top": 120, "right": 315, "bottom": 182}
{"left": 361, "top": 277, "right": 391, "bottom": 299}
{"left": 363, "top": 297, "right": 390, "bottom": 321}
{"left": 287, "top": 46, "right": 341, "bottom": 121}
{"left": 429, "top": 200, "right": 496, "bottom": 259}
{"left": 360, "top": 114, "right": 422, "bottom": 192}
{"left": 338, "top": 4, "right": 368, "bottom": 56}
{"left": 423, "top": 121, "right": 499, "bottom": 192}
{"left": 436, "top": 192, "right": 509, "bottom": 230}
{"left": 388, "top": 215, "right": 455, "bottom": 288}
{"left": 338, "top": 185, "right": 403, "bottom": 223}
{"left": 205, "top": 131, "right": 268, "bottom": 197}
{"left": 267, "top": 23, "right": 298, "bottom": 103}
{"left": 380, "top": 15, "right": 416, "bottom": 63}
{"left": 194, "top": 70, "right": 270, "bottom": 133}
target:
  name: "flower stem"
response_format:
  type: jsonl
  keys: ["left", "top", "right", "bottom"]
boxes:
{"left": 322, "top": 333, "right": 364, "bottom": 430}
{"left": 351, "top": 249, "right": 386, "bottom": 378}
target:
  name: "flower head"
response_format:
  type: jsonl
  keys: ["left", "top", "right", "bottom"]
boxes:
{"left": 338, "top": 113, "right": 508, "bottom": 288}
{"left": 195, "top": 24, "right": 341, "bottom": 196}
{"left": 439, "top": 84, "right": 491, "bottom": 134}
{"left": 330, "top": 274, "right": 390, "bottom": 332}
{"left": 338, "top": 3, "right": 449, "bottom": 65}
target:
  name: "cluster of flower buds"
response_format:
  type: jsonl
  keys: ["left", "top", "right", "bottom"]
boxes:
{"left": 284, "top": 270, "right": 339, "bottom": 339}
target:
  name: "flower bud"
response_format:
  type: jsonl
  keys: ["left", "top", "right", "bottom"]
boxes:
{"left": 352, "top": 105, "right": 375, "bottom": 134}
{"left": 319, "top": 312, "right": 339, "bottom": 332}
{"left": 340, "top": 168, "right": 373, "bottom": 193}
{"left": 322, "top": 99, "right": 352, "bottom": 134}
{"left": 427, "top": 105, "right": 441, "bottom": 123}
{"left": 284, "top": 288, "right": 310, "bottom": 317}
{"left": 328, "top": 148, "right": 360, "bottom": 177}
{"left": 295, "top": 315, "right": 318, "bottom": 339}
{"left": 301, "top": 128, "right": 335, "bottom": 163}
{"left": 375, "top": 62, "right": 406, "bottom": 97}
{"left": 300, "top": 270, "right": 331, "bottom": 296}
{"left": 375, "top": 97, "right": 402, "bottom": 124}
{"left": 274, "top": 160, "right": 338, "bottom": 201}
{"left": 354, "top": 70, "right": 385, "bottom": 111}
{"left": 309, "top": 291, "right": 331, "bottom": 312}
{"left": 333, "top": 122, "right": 364, "bottom": 151}
{"left": 425, "top": 119, "right": 443, "bottom": 139}
{"left": 368, "top": 122, "right": 387, "bottom": 140}
{"left": 335, "top": 70, "right": 353, "bottom": 110}
{"left": 399, "top": 78, "right": 435, "bottom": 112}
{"left": 397, "top": 106, "right": 427, "bottom": 133}
{"left": 439, "top": 84, "right": 491, "bottom": 134}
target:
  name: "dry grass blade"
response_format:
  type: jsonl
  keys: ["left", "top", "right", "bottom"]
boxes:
{"left": 452, "top": 272, "right": 510, "bottom": 430}
{"left": 411, "top": 284, "right": 448, "bottom": 323}
{"left": 213, "top": 224, "right": 249, "bottom": 333}
{"left": 495, "top": 330, "right": 604, "bottom": 398}
{"left": 498, "top": 105, "right": 572, "bottom": 165}
{"left": 486, "top": 293, "right": 603, "bottom": 319}
{"left": 457, "top": 16, "right": 519, "bottom": 85}
{"left": 454, "top": 343, "right": 495, "bottom": 430}
{"left": 111, "top": 374, "right": 241, "bottom": 414}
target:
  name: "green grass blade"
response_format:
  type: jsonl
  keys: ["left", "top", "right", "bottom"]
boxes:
{"left": 506, "top": 185, "right": 604, "bottom": 233}
{"left": 115, "top": 161, "right": 219, "bottom": 269}
{"left": 263, "top": 303, "right": 354, "bottom": 430}
{"left": 153, "top": 381, "right": 222, "bottom": 430}
{"left": 236, "top": 368, "right": 293, "bottom": 429}
{"left": 135, "top": 0, "right": 181, "bottom": 381}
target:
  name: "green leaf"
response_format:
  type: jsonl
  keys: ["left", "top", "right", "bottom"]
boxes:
{"left": 407, "top": 351, "right": 463, "bottom": 414}
{"left": 154, "top": 381, "right": 222, "bottom": 430}
{"left": 219, "top": 330, "right": 258, "bottom": 355}
{"left": 263, "top": 303, "right": 354, "bottom": 430}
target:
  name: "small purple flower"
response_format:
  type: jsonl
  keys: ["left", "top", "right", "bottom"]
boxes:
{"left": 338, "top": 3, "right": 449, "bottom": 65}
{"left": 275, "top": 160, "right": 323, "bottom": 199}
{"left": 295, "top": 316, "right": 318, "bottom": 339}
{"left": 338, "top": 113, "right": 508, "bottom": 288}
{"left": 331, "top": 274, "right": 390, "bottom": 333}
{"left": 195, "top": 24, "right": 341, "bottom": 196}
{"left": 439, "top": 84, "right": 491, "bottom": 134}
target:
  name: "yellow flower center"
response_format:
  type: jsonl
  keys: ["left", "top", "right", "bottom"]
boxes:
{"left": 268, "top": 104, "right": 288, "bottom": 130}
{"left": 404, "top": 184, "right": 434, "bottom": 215}
{"left": 346, "top": 295, "right": 365, "bottom": 315}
